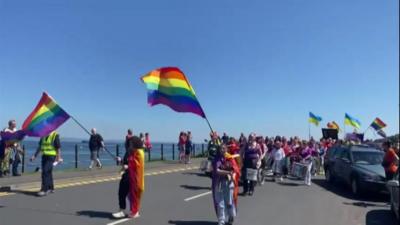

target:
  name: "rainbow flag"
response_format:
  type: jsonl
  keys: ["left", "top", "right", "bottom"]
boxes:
{"left": 309, "top": 112, "right": 322, "bottom": 126}
{"left": 344, "top": 113, "right": 361, "bottom": 129}
{"left": 141, "top": 67, "right": 206, "bottom": 118}
{"left": 370, "top": 117, "right": 386, "bottom": 131}
{"left": 22, "top": 92, "right": 70, "bottom": 137}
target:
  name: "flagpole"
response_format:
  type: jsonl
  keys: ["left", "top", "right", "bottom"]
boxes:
{"left": 70, "top": 116, "right": 118, "bottom": 160}
{"left": 308, "top": 122, "right": 311, "bottom": 140}
{"left": 204, "top": 116, "right": 214, "bottom": 133}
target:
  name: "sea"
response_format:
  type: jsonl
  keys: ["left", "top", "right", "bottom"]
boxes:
{"left": 16, "top": 140, "right": 205, "bottom": 172}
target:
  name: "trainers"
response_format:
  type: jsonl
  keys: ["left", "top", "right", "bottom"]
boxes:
{"left": 37, "top": 191, "right": 47, "bottom": 197}
{"left": 112, "top": 211, "right": 126, "bottom": 219}
{"left": 129, "top": 212, "right": 140, "bottom": 218}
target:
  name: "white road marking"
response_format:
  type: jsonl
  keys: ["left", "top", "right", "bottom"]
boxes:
{"left": 106, "top": 218, "right": 130, "bottom": 225}
{"left": 184, "top": 191, "right": 212, "bottom": 202}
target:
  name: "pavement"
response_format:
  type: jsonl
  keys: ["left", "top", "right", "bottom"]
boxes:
{"left": 0, "top": 158, "right": 397, "bottom": 225}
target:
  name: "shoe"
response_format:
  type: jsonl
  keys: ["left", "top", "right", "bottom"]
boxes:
{"left": 49, "top": 189, "right": 55, "bottom": 194}
{"left": 112, "top": 211, "right": 126, "bottom": 219}
{"left": 248, "top": 191, "right": 253, "bottom": 196}
{"left": 12, "top": 173, "right": 21, "bottom": 177}
{"left": 279, "top": 177, "right": 283, "bottom": 182}
{"left": 37, "top": 191, "right": 47, "bottom": 197}
{"left": 228, "top": 216, "right": 234, "bottom": 225}
{"left": 129, "top": 212, "right": 140, "bottom": 218}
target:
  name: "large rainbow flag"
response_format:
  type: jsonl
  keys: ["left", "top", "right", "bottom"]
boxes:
{"left": 370, "top": 117, "right": 386, "bottom": 131}
{"left": 22, "top": 92, "right": 70, "bottom": 137}
{"left": 141, "top": 67, "right": 206, "bottom": 118}
{"left": 344, "top": 113, "right": 361, "bottom": 129}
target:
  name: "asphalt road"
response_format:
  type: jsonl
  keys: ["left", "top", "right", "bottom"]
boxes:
{"left": 0, "top": 169, "right": 396, "bottom": 225}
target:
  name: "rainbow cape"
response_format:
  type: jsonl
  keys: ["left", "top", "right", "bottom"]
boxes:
{"left": 309, "top": 112, "right": 322, "bottom": 126}
{"left": 344, "top": 113, "right": 361, "bottom": 129}
{"left": 370, "top": 117, "right": 386, "bottom": 131}
{"left": 141, "top": 67, "right": 206, "bottom": 118}
{"left": 22, "top": 92, "right": 70, "bottom": 137}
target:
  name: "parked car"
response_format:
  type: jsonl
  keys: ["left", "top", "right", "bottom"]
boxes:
{"left": 387, "top": 169, "right": 399, "bottom": 220}
{"left": 324, "top": 144, "right": 386, "bottom": 195}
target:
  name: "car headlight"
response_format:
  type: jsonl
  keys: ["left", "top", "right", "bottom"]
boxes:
{"left": 361, "top": 173, "right": 381, "bottom": 182}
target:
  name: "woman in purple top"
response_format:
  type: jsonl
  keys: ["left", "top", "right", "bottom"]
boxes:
{"left": 300, "top": 141, "right": 314, "bottom": 186}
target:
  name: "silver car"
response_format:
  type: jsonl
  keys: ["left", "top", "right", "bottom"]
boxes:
{"left": 387, "top": 170, "right": 399, "bottom": 220}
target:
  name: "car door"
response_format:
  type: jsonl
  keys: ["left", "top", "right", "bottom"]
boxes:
{"left": 391, "top": 171, "right": 399, "bottom": 214}
{"left": 332, "top": 147, "right": 343, "bottom": 178}
{"left": 338, "top": 148, "right": 352, "bottom": 184}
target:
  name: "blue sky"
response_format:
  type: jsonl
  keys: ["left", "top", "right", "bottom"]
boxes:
{"left": 0, "top": 0, "right": 398, "bottom": 142}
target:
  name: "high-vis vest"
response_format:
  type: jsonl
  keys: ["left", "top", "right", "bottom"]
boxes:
{"left": 40, "top": 132, "right": 58, "bottom": 156}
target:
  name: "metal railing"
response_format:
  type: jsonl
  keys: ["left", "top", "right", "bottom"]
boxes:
{"left": 17, "top": 143, "right": 206, "bottom": 173}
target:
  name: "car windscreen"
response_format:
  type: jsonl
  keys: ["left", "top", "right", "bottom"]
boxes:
{"left": 352, "top": 151, "right": 384, "bottom": 165}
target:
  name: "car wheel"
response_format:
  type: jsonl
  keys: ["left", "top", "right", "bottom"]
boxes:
{"left": 325, "top": 168, "right": 334, "bottom": 183}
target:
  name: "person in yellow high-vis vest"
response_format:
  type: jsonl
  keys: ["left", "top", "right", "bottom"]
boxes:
{"left": 30, "top": 131, "right": 62, "bottom": 197}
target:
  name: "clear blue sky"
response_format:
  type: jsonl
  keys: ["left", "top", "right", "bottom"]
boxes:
{"left": 0, "top": 0, "right": 398, "bottom": 142}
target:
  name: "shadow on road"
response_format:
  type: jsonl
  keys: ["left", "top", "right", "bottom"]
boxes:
{"left": 180, "top": 185, "right": 211, "bottom": 191}
{"left": 312, "top": 178, "right": 388, "bottom": 203}
{"left": 343, "top": 201, "right": 389, "bottom": 208}
{"left": 182, "top": 172, "right": 209, "bottom": 178}
{"left": 277, "top": 182, "right": 301, "bottom": 186}
{"left": 168, "top": 220, "right": 217, "bottom": 225}
{"left": 10, "top": 190, "right": 38, "bottom": 197}
{"left": 76, "top": 210, "right": 113, "bottom": 219}
{"left": 366, "top": 209, "right": 397, "bottom": 225}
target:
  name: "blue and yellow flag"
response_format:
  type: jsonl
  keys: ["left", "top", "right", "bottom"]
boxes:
{"left": 309, "top": 112, "right": 322, "bottom": 126}
{"left": 345, "top": 113, "right": 361, "bottom": 129}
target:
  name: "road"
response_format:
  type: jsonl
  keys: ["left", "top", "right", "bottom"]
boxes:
{"left": 0, "top": 167, "right": 396, "bottom": 225}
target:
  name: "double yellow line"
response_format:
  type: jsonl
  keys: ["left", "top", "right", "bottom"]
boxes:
{"left": 0, "top": 166, "right": 198, "bottom": 198}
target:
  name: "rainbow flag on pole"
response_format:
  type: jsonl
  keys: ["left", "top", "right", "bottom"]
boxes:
{"left": 344, "top": 113, "right": 361, "bottom": 129}
{"left": 370, "top": 117, "right": 386, "bottom": 131}
{"left": 22, "top": 92, "right": 70, "bottom": 137}
{"left": 141, "top": 67, "right": 206, "bottom": 118}
{"left": 309, "top": 112, "right": 322, "bottom": 126}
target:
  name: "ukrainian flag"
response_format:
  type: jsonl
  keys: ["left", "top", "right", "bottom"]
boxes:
{"left": 345, "top": 113, "right": 361, "bottom": 129}
{"left": 309, "top": 112, "right": 322, "bottom": 126}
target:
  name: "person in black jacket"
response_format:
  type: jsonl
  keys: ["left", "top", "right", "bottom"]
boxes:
{"left": 88, "top": 128, "right": 104, "bottom": 169}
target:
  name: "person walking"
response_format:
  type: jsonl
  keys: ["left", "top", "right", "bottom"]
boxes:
{"left": 242, "top": 133, "right": 260, "bottom": 195}
{"left": 125, "top": 129, "right": 134, "bottom": 152}
{"left": 88, "top": 128, "right": 104, "bottom": 169}
{"left": 212, "top": 144, "right": 240, "bottom": 225}
{"left": 185, "top": 131, "right": 193, "bottom": 164}
{"left": 1, "top": 120, "right": 24, "bottom": 177}
{"left": 144, "top": 133, "right": 152, "bottom": 152}
{"left": 271, "top": 140, "right": 285, "bottom": 182}
{"left": 178, "top": 132, "right": 187, "bottom": 163}
{"left": 30, "top": 131, "right": 62, "bottom": 196}
{"left": 113, "top": 136, "right": 145, "bottom": 219}
{"left": 382, "top": 141, "right": 399, "bottom": 180}
{"left": 301, "top": 141, "right": 314, "bottom": 186}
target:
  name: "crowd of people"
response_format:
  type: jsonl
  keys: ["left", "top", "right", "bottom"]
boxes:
{"left": 206, "top": 131, "right": 399, "bottom": 225}
{"left": 1, "top": 119, "right": 399, "bottom": 224}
